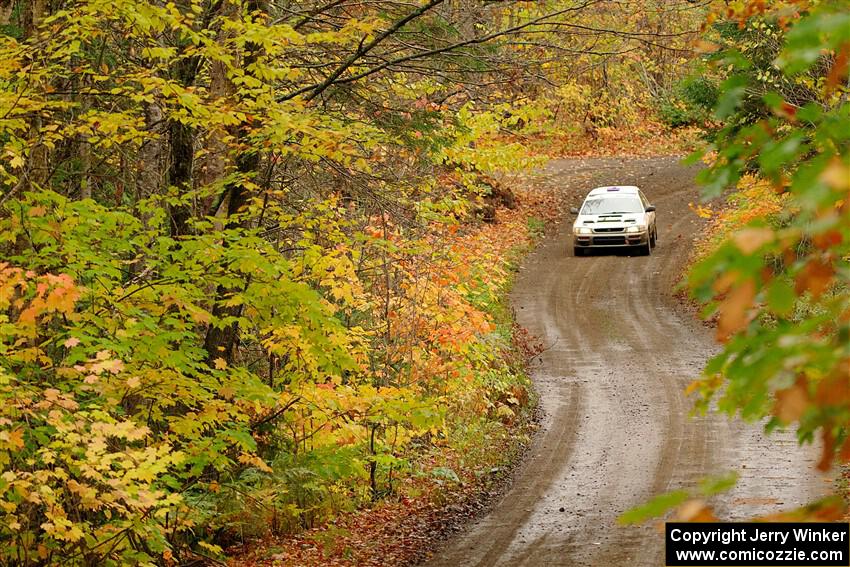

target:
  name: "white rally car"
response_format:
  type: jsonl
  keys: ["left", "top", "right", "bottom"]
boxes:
{"left": 571, "top": 186, "right": 657, "bottom": 256}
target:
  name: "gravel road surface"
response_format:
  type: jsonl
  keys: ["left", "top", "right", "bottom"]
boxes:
{"left": 426, "top": 156, "right": 825, "bottom": 567}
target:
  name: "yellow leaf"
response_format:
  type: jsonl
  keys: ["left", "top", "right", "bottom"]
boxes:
{"left": 0, "top": 428, "right": 24, "bottom": 450}
{"left": 819, "top": 159, "right": 850, "bottom": 190}
{"left": 213, "top": 358, "right": 227, "bottom": 370}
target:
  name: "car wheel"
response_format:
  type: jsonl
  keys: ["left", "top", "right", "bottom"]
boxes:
{"left": 574, "top": 246, "right": 585, "bottom": 257}
{"left": 650, "top": 228, "right": 657, "bottom": 248}
{"left": 640, "top": 239, "right": 651, "bottom": 256}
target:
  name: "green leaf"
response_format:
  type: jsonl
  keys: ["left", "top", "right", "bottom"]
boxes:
{"left": 430, "top": 467, "right": 460, "bottom": 484}
{"left": 618, "top": 490, "right": 689, "bottom": 525}
{"left": 697, "top": 472, "right": 738, "bottom": 497}
{"left": 766, "top": 279, "right": 796, "bottom": 316}
{"left": 714, "top": 75, "right": 748, "bottom": 119}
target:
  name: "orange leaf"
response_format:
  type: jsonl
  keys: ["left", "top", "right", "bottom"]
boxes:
{"left": 815, "top": 361, "right": 850, "bottom": 406}
{"left": 693, "top": 40, "right": 720, "bottom": 53}
{"left": 5, "top": 428, "right": 24, "bottom": 450}
{"left": 795, "top": 258, "right": 834, "bottom": 299}
{"left": 825, "top": 42, "right": 850, "bottom": 95}
{"left": 18, "top": 306, "right": 37, "bottom": 325}
{"left": 716, "top": 278, "right": 756, "bottom": 342}
{"left": 675, "top": 499, "right": 717, "bottom": 522}
{"left": 818, "top": 427, "right": 835, "bottom": 472}
{"left": 732, "top": 227, "right": 774, "bottom": 254}
{"left": 773, "top": 378, "right": 809, "bottom": 424}
{"left": 812, "top": 229, "right": 843, "bottom": 250}
{"left": 779, "top": 102, "right": 798, "bottom": 122}
{"left": 712, "top": 271, "right": 738, "bottom": 295}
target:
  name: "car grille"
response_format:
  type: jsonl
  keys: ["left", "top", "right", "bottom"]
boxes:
{"left": 593, "top": 227, "right": 624, "bottom": 233}
{"left": 593, "top": 235, "right": 627, "bottom": 245}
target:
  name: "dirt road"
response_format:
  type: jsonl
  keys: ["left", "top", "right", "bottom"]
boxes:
{"left": 426, "top": 157, "right": 826, "bottom": 567}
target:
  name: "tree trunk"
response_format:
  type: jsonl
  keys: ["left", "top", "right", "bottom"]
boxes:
{"left": 23, "top": 0, "right": 49, "bottom": 191}
{"left": 202, "top": 0, "right": 267, "bottom": 364}
{"left": 167, "top": 118, "right": 194, "bottom": 236}
{"left": 137, "top": 102, "right": 165, "bottom": 201}
{"left": 78, "top": 136, "right": 91, "bottom": 199}
{"left": 201, "top": 153, "right": 257, "bottom": 363}
{"left": 196, "top": 1, "right": 237, "bottom": 215}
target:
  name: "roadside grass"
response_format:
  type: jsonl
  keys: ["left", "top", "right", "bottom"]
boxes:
{"left": 526, "top": 216, "right": 546, "bottom": 240}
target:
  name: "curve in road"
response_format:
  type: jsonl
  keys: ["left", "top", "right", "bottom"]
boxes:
{"left": 425, "top": 157, "right": 825, "bottom": 567}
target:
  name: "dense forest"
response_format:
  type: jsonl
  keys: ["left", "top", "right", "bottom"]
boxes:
{"left": 0, "top": 0, "right": 699, "bottom": 563}
{"left": 1, "top": 0, "right": 848, "bottom": 564}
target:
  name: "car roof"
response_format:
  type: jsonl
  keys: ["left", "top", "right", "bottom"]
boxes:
{"left": 586, "top": 185, "right": 641, "bottom": 197}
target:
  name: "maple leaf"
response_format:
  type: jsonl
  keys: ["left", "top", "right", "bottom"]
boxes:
{"left": 795, "top": 258, "right": 834, "bottom": 299}
{"left": 774, "top": 379, "right": 810, "bottom": 424}
{"left": 716, "top": 278, "right": 756, "bottom": 342}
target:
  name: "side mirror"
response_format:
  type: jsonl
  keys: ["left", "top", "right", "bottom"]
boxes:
{"left": 570, "top": 207, "right": 579, "bottom": 214}
{"left": 645, "top": 205, "right": 656, "bottom": 212}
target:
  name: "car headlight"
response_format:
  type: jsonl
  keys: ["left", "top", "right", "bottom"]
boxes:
{"left": 574, "top": 227, "right": 592, "bottom": 235}
{"left": 625, "top": 225, "right": 645, "bottom": 233}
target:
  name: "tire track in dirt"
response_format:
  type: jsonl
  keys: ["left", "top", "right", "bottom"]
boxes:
{"left": 425, "top": 157, "right": 826, "bottom": 567}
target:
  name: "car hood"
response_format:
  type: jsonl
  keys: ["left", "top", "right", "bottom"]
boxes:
{"left": 574, "top": 212, "right": 644, "bottom": 226}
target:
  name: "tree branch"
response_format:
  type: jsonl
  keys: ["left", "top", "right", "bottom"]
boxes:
{"left": 324, "top": 0, "right": 602, "bottom": 88}
{"left": 278, "top": 0, "right": 446, "bottom": 102}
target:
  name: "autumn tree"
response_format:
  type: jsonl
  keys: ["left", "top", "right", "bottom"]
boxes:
{"left": 0, "top": 0, "right": 705, "bottom": 563}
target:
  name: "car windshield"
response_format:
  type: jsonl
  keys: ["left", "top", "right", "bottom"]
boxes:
{"left": 580, "top": 196, "right": 643, "bottom": 215}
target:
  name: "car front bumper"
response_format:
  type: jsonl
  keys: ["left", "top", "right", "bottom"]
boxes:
{"left": 574, "top": 232, "right": 648, "bottom": 247}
